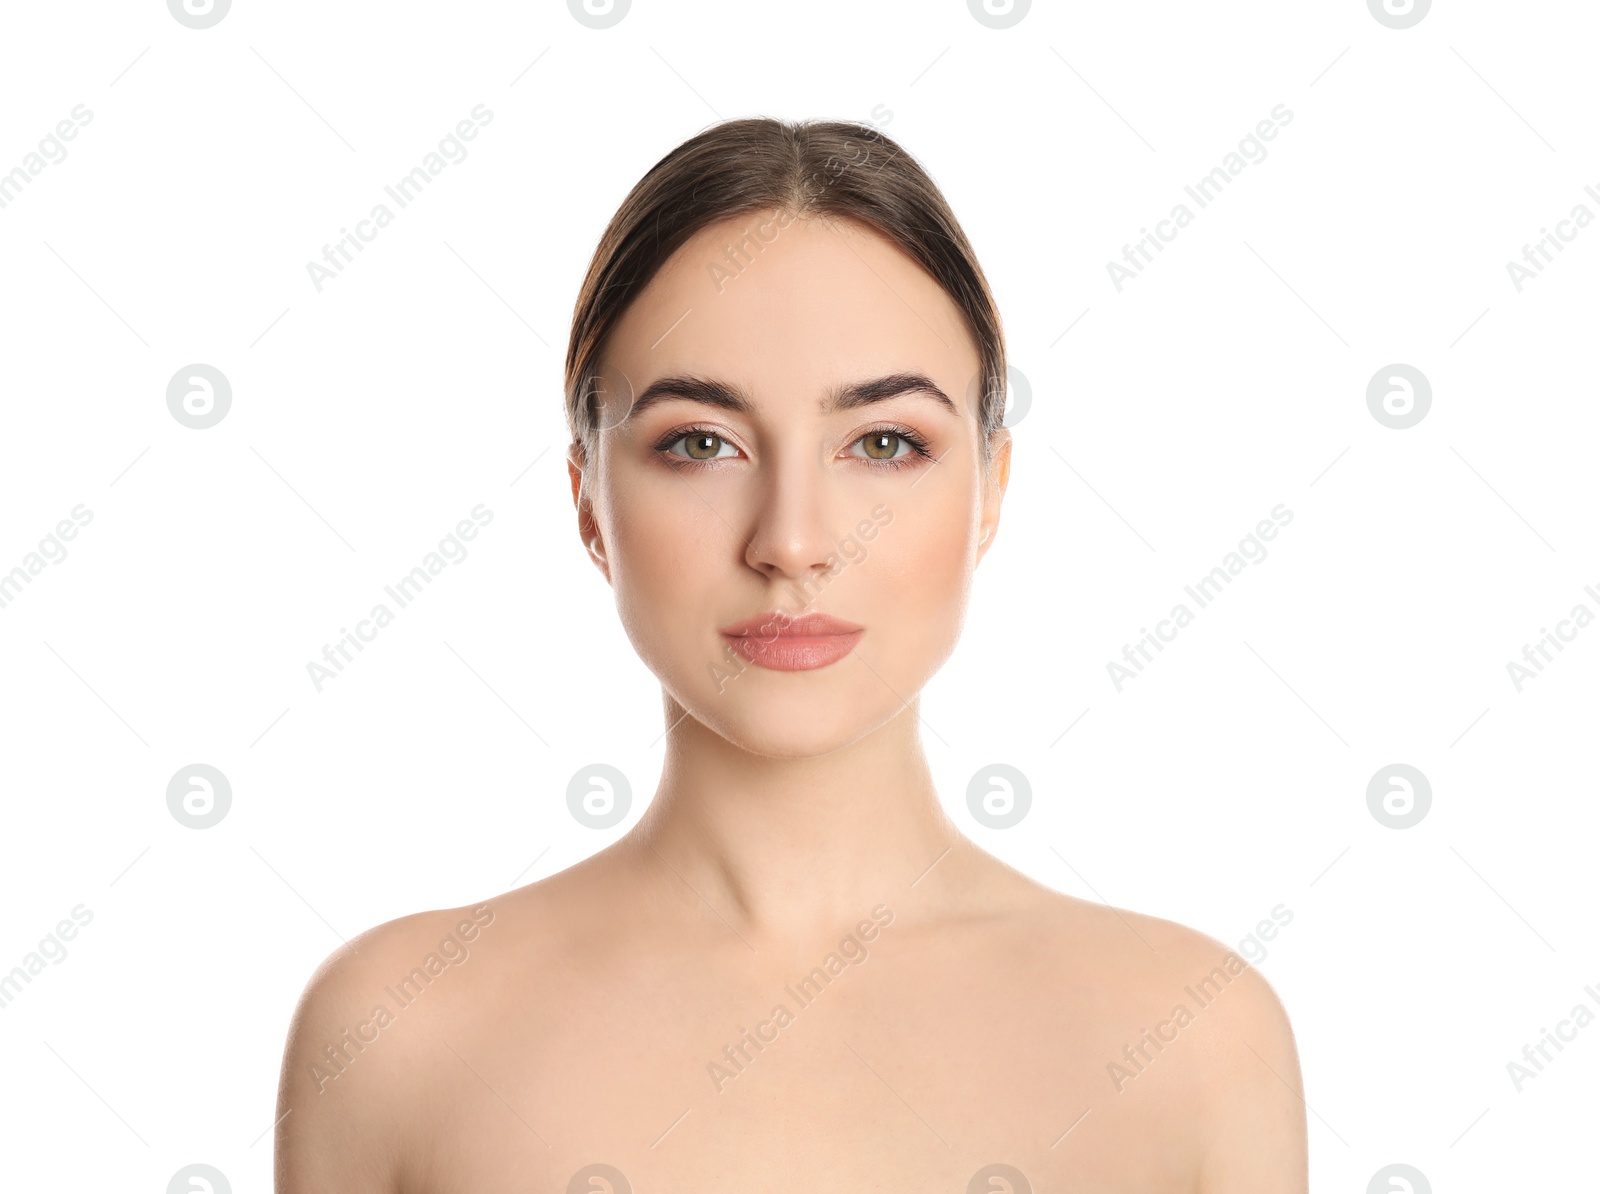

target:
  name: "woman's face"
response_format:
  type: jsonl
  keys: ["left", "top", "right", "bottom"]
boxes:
{"left": 569, "top": 211, "right": 1010, "bottom": 758}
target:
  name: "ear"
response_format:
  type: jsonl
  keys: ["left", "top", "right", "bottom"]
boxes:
{"left": 566, "top": 442, "right": 611, "bottom": 584}
{"left": 976, "top": 427, "right": 1011, "bottom": 565}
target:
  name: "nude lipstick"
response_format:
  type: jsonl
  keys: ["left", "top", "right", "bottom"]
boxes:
{"left": 718, "top": 610, "right": 865, "bottom": 672}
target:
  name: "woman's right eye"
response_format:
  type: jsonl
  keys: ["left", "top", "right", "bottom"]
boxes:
{"left": 663, "top": 432, "right": 738, "bottom": 462}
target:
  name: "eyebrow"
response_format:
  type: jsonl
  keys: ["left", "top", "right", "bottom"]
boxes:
{"left": 624, "top": 372, "right": 958, "bottom": 422}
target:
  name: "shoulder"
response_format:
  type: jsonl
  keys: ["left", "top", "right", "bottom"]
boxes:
{"left": 1042, "top": 894, "right": 1308, "bottom": 1192}
{"left": 1015, "top": 885, "right": 1294, "bottom": 1023}
{"left": 273, "top": 900, "right": 502, "bottom": 1193}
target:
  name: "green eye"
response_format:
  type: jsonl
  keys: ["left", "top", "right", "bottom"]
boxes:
{"left": 668, "top": 433, "right": 735, "bottom": 461}
{"left": 857, "top": 432, "right": 904, "bottom": 460}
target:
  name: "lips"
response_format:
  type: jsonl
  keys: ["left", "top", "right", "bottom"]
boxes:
{"left": 719, "top": 610, "right": 864, "bottom": 638}
{"left": 718, "top": 610, "right": 865, "bottom": 672}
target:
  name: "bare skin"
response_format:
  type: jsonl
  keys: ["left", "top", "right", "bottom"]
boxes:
{"left": 275, "top": 212, "right": 1308, "bottom": 1193}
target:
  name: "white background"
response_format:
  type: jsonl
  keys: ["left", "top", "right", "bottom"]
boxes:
{"left": 1, "top": 0, "right": 1596, "bottom": 1189}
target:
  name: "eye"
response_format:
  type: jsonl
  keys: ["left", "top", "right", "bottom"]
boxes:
{"left": 852, "top": 431, "right": 910, "bottom": 461}
{"left": 662, "top": 431, "right": 739, "bottom": 462}
{"left": 846, "top": 425, "right": 933, "bottom": 467}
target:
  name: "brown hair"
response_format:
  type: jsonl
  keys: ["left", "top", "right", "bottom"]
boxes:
{"left": 564, "top": 117, "right": 1008, "bottom": 469}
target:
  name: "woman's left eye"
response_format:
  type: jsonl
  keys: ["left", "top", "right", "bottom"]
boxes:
{"left": 850, "top": 431, "right": 913, "bottom": 461}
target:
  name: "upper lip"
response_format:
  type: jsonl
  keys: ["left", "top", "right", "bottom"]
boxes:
{"left": 719, "top": 610, "right": 864, "bottom": 638}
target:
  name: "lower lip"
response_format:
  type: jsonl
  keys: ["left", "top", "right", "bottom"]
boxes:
{"left": 721, "top": 630, "right": 864, "bottom": 672}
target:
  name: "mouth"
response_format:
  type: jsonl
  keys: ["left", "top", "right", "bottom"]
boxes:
{"left": 718, "top": 610, "right": 865, "bottom": 672}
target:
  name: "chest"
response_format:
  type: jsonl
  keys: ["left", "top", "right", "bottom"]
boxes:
{"left": 401, "top": 962, "right": 1203, "bottom": 1193}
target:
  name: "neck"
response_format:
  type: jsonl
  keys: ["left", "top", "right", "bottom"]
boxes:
{"left": 628, "top": 692, "right": 964, "bottom": 944}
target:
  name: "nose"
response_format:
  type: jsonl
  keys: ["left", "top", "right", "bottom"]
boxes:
{"left": 741, "top": 442, "right": 843, "bottom": 584}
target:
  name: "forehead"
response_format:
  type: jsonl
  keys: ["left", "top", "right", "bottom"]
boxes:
{"left": 602, "top": 213, "right": 979, "bottom": 413}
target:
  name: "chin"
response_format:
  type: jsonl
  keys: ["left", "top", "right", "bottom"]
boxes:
{"left": 682, "top": 677, "right": 905, "bottom": 759}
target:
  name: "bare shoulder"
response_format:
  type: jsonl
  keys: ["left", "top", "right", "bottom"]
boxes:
{"left": 271, "top": 863, "right": 614, "bottom": 1193}
{"left": 1024, "top": 889, "right": 1308, "bottom": 1191}
{"left": 273, "top": 899, "right": 503, "bottom": 1194}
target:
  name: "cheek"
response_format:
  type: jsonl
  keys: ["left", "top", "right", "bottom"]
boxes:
{"left": 858, "top": 493, "right": 977, "bottom": 657}
{"left": 605, "top": 479, "right": 731, "bottom": 663}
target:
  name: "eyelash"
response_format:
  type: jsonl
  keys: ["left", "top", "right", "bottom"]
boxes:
{"left": 653, "top": 424, "right": 935, "bottom": 472}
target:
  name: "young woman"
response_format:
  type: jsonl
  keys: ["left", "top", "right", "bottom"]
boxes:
{"left": 275, "top": 117, "right": 1308, "bottom": 1192}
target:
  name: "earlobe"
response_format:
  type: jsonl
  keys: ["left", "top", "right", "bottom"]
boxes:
{"left": 976, "top": 431, "right": 1010, "bottom": 563}
{"left": 992, "top": 428, "right": 1014, "bottom": 495}
{"left": 970, "top": 507, "right": 995, "bottom": 568}
{"left": 565, "top": 446, "right": 586, "bottom": 510}
{"left": 586, "top": 533, "right": 611, "bottom": 584}
{"left": 567, "top": 445, "right": 610, "bottom": 577}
